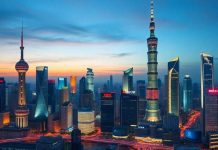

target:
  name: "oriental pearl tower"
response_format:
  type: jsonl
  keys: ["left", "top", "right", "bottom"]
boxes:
{"left": 14, "top": 24, "right": 29, "bottom": 128}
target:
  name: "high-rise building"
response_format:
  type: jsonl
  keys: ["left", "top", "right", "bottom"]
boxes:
{"left": 14, "top": 25, "right": 29, "bottom": 128}
{"left": 35, "top": 66, "right": 49, "bottom": 120}
{"left": 145, "top": 0, "right": 161, "bottom": 123}
{"left": 109, "top": 75, "right": 113, "bottom": 92}
{"left": 70, "top": 76, "right": 77, "bottom": 94}
{"left": 71, "top": 128, "right": 83, "bottom": 150}
{"left": 168, "top": 57, "right": 180, "bottom": 116}
{"left": 78, "top": 110, "right": 95, "bottom": 134}
{"left": 136, "top": 80, "right": 146, "bottom": 122}
{"left": 122, "top": 68, "right": 133, "bottom": 93}
{"left": 86, "top": 68, "right": 94, "bottom": 93}
{"left": 79, "top": 90, "right": 94, "bottom": 110}
{"left": 100, "top": 92, "right": 115, "bottom": 133}
{"left": 48, "top": 80, "right": 56, "bottom": 114}
{"left": 203, "top": 88, "right": 218, "bottom": 137}
{"left": 0, "top": 78, "right": 6, "bottom": 113}
{"left": 200, "top": 53, "right": 214, "bottom": 138}
{"left": 183, "top": 75, "right": 192, "bottom": 112}
{"left": 58, "top": 77, "right": 67, "bottom": 90}
{"left": 120, "top": 93, "right": 138, "bottom": 128}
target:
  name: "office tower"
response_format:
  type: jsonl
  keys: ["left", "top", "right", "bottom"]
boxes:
{"left": 14, "top": 25, "right": 29, "bottom": 128}
{"left": 183, "top": 75, "right": 192, "bottom": 112}
{"left": 201, "top": 53, "right": 214, "bottom": 139}
{"left": 120, "top": 93, "right": 138, "bottom": 127}
{"left": 208, "top": 131, "right": 218, "bottom": 149}
{"left": 168, "top": 57, "right": 180, "bottom": 116}
{"left": 60, "top": 86, "right": 73, "bottom": 132}
{"left": 110, "top": 75, "right": 113, "bottom": 91}
{"left": 6, "top": 83, "right": 18, "bottom": 115}
{"left": 122, "top": 68, "right": 133, "bottom": 93}
{"left": 0, "top": 78, "right": 6, "bottom": 113}
{"left": 79, "top": 90, "right": 94, "bottom": 110}
{"left": 86, "top": 68, "right": 94, "bottom": 93}
{"left": 192, "top": 83, "right": 201, "bottom": 110}
{"left": 136, "top": 80, "right": 146, "bottom": 98}
{"left": 58, "top": 77, "right": 67, "bottom": 90}
{"left": 79, "top": 77, "right": 86, "bottom": 104}
{"left": 48, "top": 80, "right": 56, "bottom": 114}
{"left": 136, "top": 80, "right": 146, "bottom": 122}
{"left": 100, "top": 92, "right": 115, "bottom": 132}
{"left": 145, "top": 0, "right": 161, "bottom": 123}
{"left": 71, "top": 128, "right": 83, "bottom": 150}
{"left": 35, "top": 66, "right": 49, "bottom": 120}
{"left": 203, "top": 89, "right": 218, "bottom": 137}
{"left": 70, "top": 76, "right": 77, "bottom": 94}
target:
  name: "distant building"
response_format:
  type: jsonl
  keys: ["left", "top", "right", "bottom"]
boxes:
{"left": 0, "top": 78, "right": 6, "bottom": 113}
{"left": 58, "top": 77, "right": 67, "bottom": 90}
{"left": 48, "top": 79, "right": 56, "bottom": 114}
{"left": 168, "top": 57, "right": 180, "bottom": 116}
{"left": 86, "top": 68, "right": 94, "bottom": 93}
{"left": 109, "top": 75, "right": 113, "bottom": 92}
{"left": 100, "top": 92, "right": 115, "bottom": 133}
{"left": 136, "top": 80, "right": 146, "bottom": 99}
{"left": 70, "top": 76, "right": 77, "bottom": 94}
{"left": 122, "top": 68, "right": 133, "bottom": 93}
{"left": 120, "top": 93, "right": 138, "bottom": 128}
{"left": 136, "top": 80, "right": 146, "bottom": 122}
{"left": 36, "top": 136, "right": 64, "bottom": 150}
{"left": 79, "top": 90, "right": 94, "bottom": 110}
{"left": 183, "top": 75, "right": 192, "bottom": 112}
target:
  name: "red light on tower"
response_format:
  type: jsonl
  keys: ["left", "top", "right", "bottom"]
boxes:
{"left": 0, "top": 80, "right": 4, "bottom": 84}
{"left": 208, "top": 88, "right": 218, "bottom": 95}
{"left": 103, "top": 93, "right": 112, "bottom": 98}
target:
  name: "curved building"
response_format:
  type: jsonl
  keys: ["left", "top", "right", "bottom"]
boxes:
{"left": 14, "top": 25, "right": 29, "bottom": 128}
{"left": 122, "top": 68, "right": 133, "bottom": 93}
{"left": 145, "top": 0, "right": 161, "bottom": 123}
{"left": 168, "top": 57, "right": 180, "bottom": 116}
{"left": 183, "top": 75, "right": 192, "bottom": 112}
{"left": 86, "top": 68, "right": 94, "bottom": 93}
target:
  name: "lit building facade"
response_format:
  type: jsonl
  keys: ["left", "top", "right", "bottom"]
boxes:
{"left": 14, "top": 26, "right": 29, "bottom": 128}
{"left": 70, "top": 76, "right": 77, "bottom": 94}
{"left": 100, "top": 92, "right": 115, "bottom": 133}
{"left": 78, "top": 110, "right": 95, "bottom": 134}
{"left": 145, "top": 0, "right": 161, "bottom": 123}
{"left": 86, "top": 68, "right": 94, "bottom": 93}
{"left": 35, "top": 66, "right": 49, "bottom": 120}
{"left": 168, "top": 57, "right": 180, "bottom": 116}
{"left": 122, "top": 68, "right": 133, "bottom": 93}
{"left": 58, "top": 77, "right": 67, "bottom": 90}
{"left": 183, "top": 75, "right": 192, "bottom": 112}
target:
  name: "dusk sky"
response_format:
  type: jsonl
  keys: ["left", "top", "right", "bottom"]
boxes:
{"left": 0, "top": 0, "right": 218, "bottom": 83}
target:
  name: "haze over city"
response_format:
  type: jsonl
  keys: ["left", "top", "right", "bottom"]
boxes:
{"left": 1, "top": 0, "right": 218, "bottom": 83}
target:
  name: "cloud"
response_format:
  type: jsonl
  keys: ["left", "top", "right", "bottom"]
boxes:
{"left": 111, "top": 52, "right": 133, "bottom": 58}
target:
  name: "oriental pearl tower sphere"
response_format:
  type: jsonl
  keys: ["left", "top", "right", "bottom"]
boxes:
{"left": 14, "top": 24, "right": 29, "bottom": 128}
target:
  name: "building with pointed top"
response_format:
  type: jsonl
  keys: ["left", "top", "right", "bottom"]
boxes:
{"left": 144, "top": 0, "right": 161, "bottom": 123}
{"left": 122, "top": 68, "right": 133, "bottom": 93}
{"left": 14, "top": 24, "right": 29, "bottom": 128}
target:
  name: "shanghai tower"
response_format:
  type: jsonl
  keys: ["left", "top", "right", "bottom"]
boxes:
{"left": 144, "top": 0, "right": 161, "bottom": 123}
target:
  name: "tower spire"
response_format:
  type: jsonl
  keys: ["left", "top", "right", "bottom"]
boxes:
{"left": 20, "top": 20, "right": 24, "bottom": 60}
{"left": 149, "top": 0, "right": 155, "bottom": 37}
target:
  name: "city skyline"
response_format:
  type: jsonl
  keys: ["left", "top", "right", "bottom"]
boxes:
{"left": 0, "top": 0, "right": 218, "bottom": 83}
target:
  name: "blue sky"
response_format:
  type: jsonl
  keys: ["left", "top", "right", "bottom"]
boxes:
{"left": 0, "top": 0, "right": 218, "bottom": 83}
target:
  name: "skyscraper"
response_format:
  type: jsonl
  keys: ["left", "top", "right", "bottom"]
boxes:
{"left": 109, "top": 75, "right": 113, "bottom": 92}
{"left": 168, "top": 57, "right": 180, "bottom": 116}
{"left": 86, "top": 68, "right": 94, "bottom": 93}
{"left": 100, "top": 92, "right": 115, "bottom": 133}
{"left": 145, "top": 0, "right": 161, "bottom": 123}
{"left": 70, "top": 76, "right": 77, "bottom": 94}
{"left": 35, "top": 66, "right": 49, "bottom": 120}
{"left": 14, "top": 25, "right": 29, "bottom": 128}
{"left": 183, "top": 75, "right": 192, "bottom": 112}
{"left": 122, "top": 68, "right": 133, "bottom": 93}
{"left": 48, "top": 80, "right": 56, "bottom": 114}
{"left": 0, "top": 78, "right": 6, "bottom": 113}
{"left": 136, "top": 80, "right": 146, "bottom": 122}
{"left": 58, "top": 77, "right": 67, "bottom": 90}
{"left": 200, "top": 53, "right": 214, "bottom": 139}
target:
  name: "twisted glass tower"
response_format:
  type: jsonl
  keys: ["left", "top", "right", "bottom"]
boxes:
{"left": 15, "top": 25, "right": 29, "bottom": 128}
{"left": 144, "top": 0, "right": 161, "bottom": 123}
